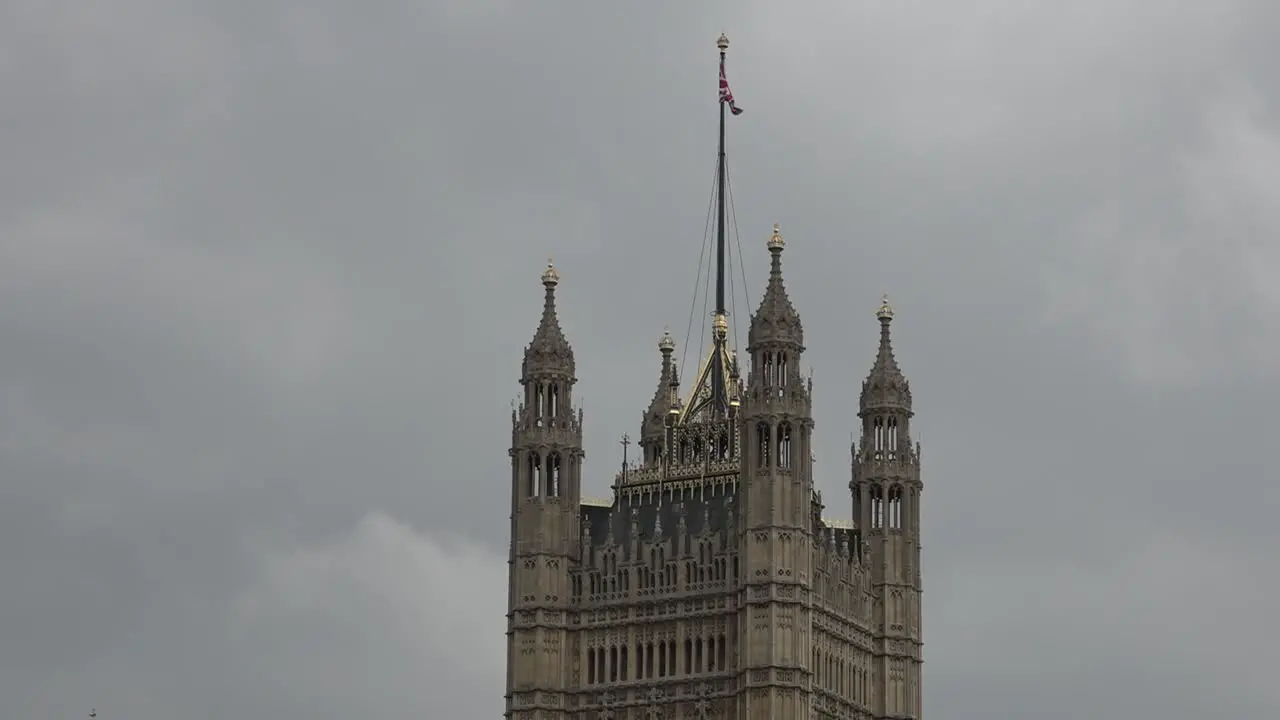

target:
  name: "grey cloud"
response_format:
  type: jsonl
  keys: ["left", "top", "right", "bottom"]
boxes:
{"left": 2, "top": 1, "right": 1278, "bottom": 718}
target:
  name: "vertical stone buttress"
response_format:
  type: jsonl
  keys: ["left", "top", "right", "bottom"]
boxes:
{"left": 506, "top": 262, "right": 584, "bottom": 720}
{"left": 852, "top": 297, "right": 923, "bottom": 719}
{"left": 737, "top": 226, "right": 815, "bottom": 720}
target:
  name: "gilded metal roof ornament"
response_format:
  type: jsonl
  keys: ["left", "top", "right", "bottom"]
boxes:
{"left": 767, "top": 223, "right": 784, "bottom": 250}
{"left": 659, "top": 327, "right": 675, "bottom": 353}
{"left": 876, "top": 293, "right": 894, "bottom": 321}
{"left": 541, "top": 258, "right": 560, "bottom": 286}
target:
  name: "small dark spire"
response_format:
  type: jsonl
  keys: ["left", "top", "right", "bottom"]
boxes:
{"left": 643, "top": 329, "right": 677, "bottom": 434}
{"left": 747, "top": 224, "right": 804, "bottom": 350}
{"left": 860, "top": 294, "right": 912, "bottom": 412}
{"left": 522, "top": 259, "right": 575, "bottom": 377}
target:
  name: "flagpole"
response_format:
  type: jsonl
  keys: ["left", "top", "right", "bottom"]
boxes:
{"left": 712, "top": 33, "right": 730, "bottom": 417}
{"left": 716, "top": 34, "right": 728, "bottom": 321}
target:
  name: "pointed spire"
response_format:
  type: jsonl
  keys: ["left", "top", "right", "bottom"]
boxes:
{"left": 747, "top": 224, "right": 803, "bottom": 350}
{"left": 523, "top": 259, "right": 575, "bottom": 377}
{"left": 643, "top": 329, "right": 677, "bottom": 433}
{"left": 860, "top": 293, "right": 912, "bottom": 412}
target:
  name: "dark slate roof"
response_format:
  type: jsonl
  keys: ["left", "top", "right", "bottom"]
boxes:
{"left": 580, "top": 484, "right": 737, "bottom": 559}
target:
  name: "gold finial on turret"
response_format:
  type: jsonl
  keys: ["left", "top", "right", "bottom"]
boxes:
{"left": 659, "top": 327, "right": 675, "bottom": 353}
{"left": 876, "top": 293, "right": 894, "bottom": 321}
{"left": 541, "top": 258, "right": 560, "bottom": 286}
{"left": 717, "top": 33, "right": 730, "bottom": 51}
{"left": 767, "top": 223, "right": 784, "bottom": 250}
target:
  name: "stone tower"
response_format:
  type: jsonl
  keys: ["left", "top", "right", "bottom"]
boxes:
{"left": 506, "top": 260, "right": 585, "bottom": 720}
{"left": 737, "top": 226, "right": 816, "bottom": 719}
{"left": 502, "top": 33, "right": 925, "bottom": 720}
{"left": 501, "top": 244, "right": 925, "bottom": 720}
{"left": 852, "top": 295, "right": 924, "bottom": 718}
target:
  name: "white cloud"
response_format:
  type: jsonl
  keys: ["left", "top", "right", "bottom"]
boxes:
{"left": 234, "top": 513, "right": 508, "bottom": 718}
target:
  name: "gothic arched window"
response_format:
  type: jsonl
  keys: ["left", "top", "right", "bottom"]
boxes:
{"left": 756, "top": 423, "right": 770, "bottom": 468}
{"left": 870, "top": 484, "right": 884, "bottom": 529}
{"left": 527, "top": 452, "right": 542, "bottom": 497}
{"left": 776, "top": 423, "right": 793, "bottom": 470}
{"left": 888, "top": 485, "right": 903, "bottom": 530}
{"left": 547, "top": 453, "right": 562, "bottom": 497}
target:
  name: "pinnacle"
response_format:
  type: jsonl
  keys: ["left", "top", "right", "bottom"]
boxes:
{"left": 642, "top": 330, "right": 676, "bottom": 434}
{"left": 523, "top": 260, "right": 575, "bottom": 377}
{"left": 747, "top": 224, "right": 803, "bottom": 351}
{"left": 860, "top": 296, "right": 911, "bottom": 412}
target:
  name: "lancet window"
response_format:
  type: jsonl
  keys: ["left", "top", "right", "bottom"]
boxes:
{"left": 755, "top": 423, "right": 770, "bottom": 468}
{"left": 888, "top": 485, "right": 903, "bottom": 530}
{"left": 547, "top": 453, "right": 562, "bottom": 497}
{"left": 759, "top": 350, "right": 790, "bottom": 388}
{"left": 776, "top": 423, "right": 793, "bottom": 470}
{"left": 870, "top": 484, "right": 884, "bottom": 529}
{"left": 526, "top": 452, "right": 542, "bottom": 497}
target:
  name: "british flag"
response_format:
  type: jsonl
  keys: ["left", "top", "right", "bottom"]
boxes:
{"left": 719, "top": 59, "right": 744, "bottom": 115}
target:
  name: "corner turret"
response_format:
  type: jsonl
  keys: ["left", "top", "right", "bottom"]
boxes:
{"left": 737, "top": 224, "right": 816, "bottom": 711}
{"left": 850, "top": 293, "right": 923, "bottom": 719}
{"left": 506, "top": 260, "right": 583, "bottom": 716}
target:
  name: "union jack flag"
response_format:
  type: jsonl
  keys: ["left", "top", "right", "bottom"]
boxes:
{"left": 719, "top": 59, "right": 744, "bottom": 115}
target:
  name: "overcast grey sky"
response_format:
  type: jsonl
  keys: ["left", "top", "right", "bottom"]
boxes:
{"left": 2, "top": 1, "right": 1278, "bottom": 718}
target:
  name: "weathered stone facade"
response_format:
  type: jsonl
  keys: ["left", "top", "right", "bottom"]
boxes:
{"left": 506, "top": 231, "right": 923, "bottom": 719}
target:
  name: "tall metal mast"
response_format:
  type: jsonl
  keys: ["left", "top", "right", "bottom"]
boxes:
{"left": 675, "top": 33, "right": 744, "bottom": 427}
{"left": 710, "top": 32, "right": 731, "bottom": 418}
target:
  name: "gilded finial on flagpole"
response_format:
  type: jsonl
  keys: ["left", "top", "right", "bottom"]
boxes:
{"left": 717, "top": 33, "right": 729, "bottom": 51}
